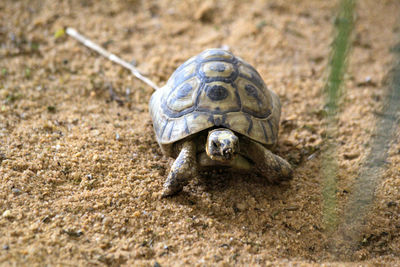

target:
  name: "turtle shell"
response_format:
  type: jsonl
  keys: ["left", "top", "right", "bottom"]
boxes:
{"left": 149, "top": 48, "right": 281, "bottom": 154}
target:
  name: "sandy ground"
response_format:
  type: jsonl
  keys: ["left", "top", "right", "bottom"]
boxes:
{"left": 1, "top": 0, "right": 400, "bottom": 266}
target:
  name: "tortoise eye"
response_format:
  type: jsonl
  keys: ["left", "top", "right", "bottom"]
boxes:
{"left": 212, "top": 141, "right": 219, "bottom": 149}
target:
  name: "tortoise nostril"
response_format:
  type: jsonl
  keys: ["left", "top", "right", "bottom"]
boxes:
{"left": 223, "top": 148, "right": 232, "bottom": 155}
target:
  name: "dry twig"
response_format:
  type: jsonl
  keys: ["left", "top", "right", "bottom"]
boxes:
{"left": 66, "top": 27, "right": 160, "bottom": 91}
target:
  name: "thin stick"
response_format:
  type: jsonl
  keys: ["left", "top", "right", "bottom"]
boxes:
{"left": 66, "top": 27, "right": 160, "bottom": 91}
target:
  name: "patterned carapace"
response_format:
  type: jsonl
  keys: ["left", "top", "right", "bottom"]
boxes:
{"left": 149, "top": 48, "right": 282, "bottom": 152}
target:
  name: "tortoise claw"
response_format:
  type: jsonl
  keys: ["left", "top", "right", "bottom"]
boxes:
{"left": 162, "top": 171, "right": 186, "bottom": 197}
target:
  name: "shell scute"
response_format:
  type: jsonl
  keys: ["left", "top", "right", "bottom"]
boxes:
{"left": 238, "top": 63, "right": 266, "bottom": 91}
{"left": 168, "top": 60, "right": 197, "bottom": 88}
{"left": 166, "top": 77, "right": 199, "bottom": 112}
{"left": 199, "top": 61, "right": 237, "bottom": 81}
{"left": 235, "top": 77, "right": 271, "bottom": 117}
{"left": 199, "top": 49, "right": 234, "bottom": 61}
{"left": 196, "top": 82, "right": 240, "bottom": 114}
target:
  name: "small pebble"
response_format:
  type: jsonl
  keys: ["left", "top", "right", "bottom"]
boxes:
{"left": 2, "top": 210, "right": 11, "bottom": 218}
{"left": 344, "top": 152, "right": 360, "bottom": 160}
{"left": 307, "top": 153, "right": 317, "bottom": 161}
{"left": 3, "top": 244, "right": 9, "bottom": 250}
{"left": 102, "top": 216, "right": 113, "bottom": 226}
{"left": 63, "top": 229, "right": 84, "bottom": 237}
{"left": 236, "top": 202, "right": 247, "bottom": 211}
{"left": 133, "top": 211, "right": 140, "bottom": 217}
{"left": 12, "top": 188, "right": 21, "bottom": 195}
{"left": 116, "top": 133, "right": 120, "bottom": 141}
{"left": 42, "top": 216, "right": 51, "bottom": 223}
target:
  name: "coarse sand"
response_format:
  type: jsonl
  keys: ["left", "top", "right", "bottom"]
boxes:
{"left": 0, "top": 0, "right": 399, "bottom": 266}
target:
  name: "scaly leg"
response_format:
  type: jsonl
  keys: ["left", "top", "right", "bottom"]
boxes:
{"left": 162, "top": 140, "right": 197, "bottom": 197}
{"left": 245, "top": 141, "right": 293, "bottom": 183}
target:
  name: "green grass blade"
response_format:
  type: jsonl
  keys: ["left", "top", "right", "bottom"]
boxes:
{"left": 322, "top": 0, "right": 355, "bottom": 232}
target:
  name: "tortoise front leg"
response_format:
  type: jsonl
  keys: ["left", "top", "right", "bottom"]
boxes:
{"left": 162, "top": 140, "right": 197, "bottom": 197}
{"left": 245, "top": 141, "right": 293, "bottom": 183}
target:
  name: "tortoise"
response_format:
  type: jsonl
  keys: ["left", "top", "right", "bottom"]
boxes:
{"left": 149, "top": 48, "right": 293, "bottom": 197}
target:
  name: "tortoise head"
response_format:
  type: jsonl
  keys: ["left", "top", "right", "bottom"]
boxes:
{"left": 206, "top": 128, "right": 239, "bottom": 162}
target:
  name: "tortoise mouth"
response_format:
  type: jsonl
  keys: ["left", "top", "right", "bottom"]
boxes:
{"left": 208, "top": 151, "right": 238, "bottom": 162}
